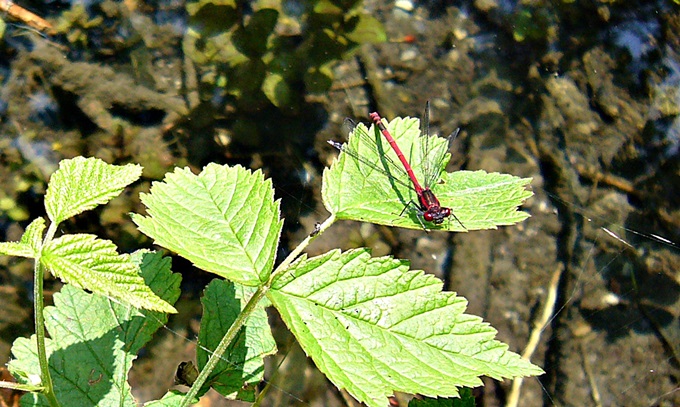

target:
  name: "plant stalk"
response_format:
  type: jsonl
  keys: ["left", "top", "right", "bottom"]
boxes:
{"left": 34, "top": 221, "right": 59, "bottom": 407}
{"left": 266, "top": 214, "right": 336, "bottom": 286}
{"left": 181, "top": 214, "right": 336, "bottom": 406}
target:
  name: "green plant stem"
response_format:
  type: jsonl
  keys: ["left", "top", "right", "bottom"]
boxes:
{"left": 251, "top": 346, "right": 288, "bottom": 407}
{"left": 34, "top": 222, "right": 59, "bottom": 407}
{"left": 181, "top": 214, "right": 336, "bottom": 406}
{"left": 179, "top": 283, "right": 268, "bottom": 406}
{"left": 266, "top": 214, "right": 335, "bottom": 286}
{"left": 0, "top": 379, "right": 44, "bottom": 393}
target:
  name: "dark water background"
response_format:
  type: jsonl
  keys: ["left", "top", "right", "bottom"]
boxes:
{"left": 0, "top": 0, "right": 679, "bottom": 406}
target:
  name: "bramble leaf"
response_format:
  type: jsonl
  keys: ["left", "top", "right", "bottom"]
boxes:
{"left": 8, "top": 251, "right": 181, "bottom": 406}
{"left": 132, "top": 164, "right": 283, "bottom": 286}
{"left": 268, "top": 249, "right": 543, "bottom": 407}
{"left": 143, "top": 390, "right": 199, "bottom": 406}
{"left": 323, "top": 117, "right": 532, "bottom": 231}
{"left": 409, "top": 389, "right": 476, "bottom": 406}
{"left": 41, "top": 234, "right": 176, "bottom": 313}
{"left": 0, "top": 217, "right": 46, "bottom": 258}
{"left": 22, "top": 217, "right": 46, "bottom": 253}
{"left": 196, "top": 280, "right": 276, "bottom": 399}
{"left": 45, "top": 156, "right": 142, "bottom": 225}
{"left": 0, "top": 240, "right": 33, "bottom": 258}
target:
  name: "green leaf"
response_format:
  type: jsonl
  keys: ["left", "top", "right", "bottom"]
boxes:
{"left": 233, "top": 8, "right": 278, "bottom": 58}
{"left": 132, "top": 164, "right": 283, "bottom": 286}
{"left": 144, "top": 390, "right": 198, "bottom": 406}
{"left": 313, "top": 0, "right": 343, "bottom": 15}
{"left": 41, "top": 234, "right": 177, "bottom": 313}
{"left": 409, "top": 388, "right": 475, "bottom": 406}
{"left": 0, "top": 241, "right": 33, "bottom": 258}
{"left": 8, "top": 251, "right": 181, "bottom": 406}
{"left": 268, "top": 249, "right": 543, "bottom": 407}
{"left": 0, "top": 242, "right": 35, "bottom": 258}
{"left": 0, "top": 241, "right": 31, "bottom": 259}
{"left": 344, "top": 14, "right": 387, "bottom": 44}
{"left": 322, "top": 117, "right": 532, "bottom": 231}
{"left": 22, "top": 217, "right": 46, "bottom": 252}
{"left": 185, "top": 0, "right": 239, "bottom": 40}
{"left": 0, "top": 217, "right": 46, "bottom": 258}
{"left": 44, "top": 156, "right": 142, "bottom": 225}
{"left": 186, "top": 0, "right": 237, "bottom": 16}
{"left": 262, "top": 72, "right": 292, "bottom": 108}
{"left": 196, "top": 280, "right": 277, "bottom": 399}
{"left": 304, "top": 62, "right": 334, "bottom": 94}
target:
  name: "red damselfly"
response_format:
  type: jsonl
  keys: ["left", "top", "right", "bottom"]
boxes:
{"left": 328, "top": 102, "right": 465, "bottom": 230}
